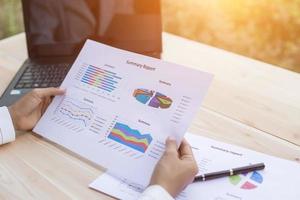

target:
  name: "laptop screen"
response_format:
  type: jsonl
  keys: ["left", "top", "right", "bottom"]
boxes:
{"left": 22, "top": 0, "right": 162, "bottom": 58}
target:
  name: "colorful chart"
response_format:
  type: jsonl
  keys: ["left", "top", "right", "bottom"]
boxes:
{"left": 81, "top": 65, "right": 122, "bottom": 92}
{"left": 229, "top": 171, "right": 263, "bottom": 190}
{"left": 55, "top": 97, "right": 94, "bottom": 127}
{"left": 108, "top": 122, "right": 153, "bottom": 153}
{"left": 133, "top": 88, "right": 172, "bottom": 109}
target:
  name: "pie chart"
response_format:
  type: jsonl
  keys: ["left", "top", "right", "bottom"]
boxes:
{"left": 229, "top": 171, "right": 263, "bottom": 190}
{"left": 133, "top": 88, "right": 173, "bottom": 109}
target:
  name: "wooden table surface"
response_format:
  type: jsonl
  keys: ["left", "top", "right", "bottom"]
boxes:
{"left": 0, "top": 33, "right": 299, "bottom": 199}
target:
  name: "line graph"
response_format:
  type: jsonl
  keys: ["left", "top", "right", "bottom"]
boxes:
{"left": 59, "top": 101, "right": 93, "bottom": 126}
{"left": 52, "top": 97, "right": 94, "bottom": 132}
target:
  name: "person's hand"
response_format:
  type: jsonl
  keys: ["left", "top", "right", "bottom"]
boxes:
{"left": 150, "top": 138, "right": 198, "bottom": 197}
{"left": 8, "top": 88, "right": 65, "bottom": 131}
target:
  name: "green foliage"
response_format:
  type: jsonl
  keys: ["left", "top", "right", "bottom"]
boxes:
{"left": 162, "top": 0, "right": 300, "bottom": 72}
{"left": 0, "top": 0, "right": 299, "bottom": 72}
{"left": 0, "top": 0, "right": 24, "bottom": 39}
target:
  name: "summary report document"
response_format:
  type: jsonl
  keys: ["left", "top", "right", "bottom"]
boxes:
{"left": 34, "top": 40, "right": 213, "bottom": 187}
{"left": 90, "top": 133, "right": 300, "bottom": 200}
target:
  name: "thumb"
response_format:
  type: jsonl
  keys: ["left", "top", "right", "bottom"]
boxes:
{"left": 164, "top": 137, "right": 178, "bottom": 156}
{"left": 179, "top": 139, "right": 194, "bottom": 160}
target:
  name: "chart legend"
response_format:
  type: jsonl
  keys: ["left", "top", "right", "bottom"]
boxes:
{"left": 108, "top": 122, "right": 153, "bottom": 153}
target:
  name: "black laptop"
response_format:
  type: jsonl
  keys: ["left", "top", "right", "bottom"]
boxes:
{"left": 0, "top": 0, "right": 162, "bottom": 106}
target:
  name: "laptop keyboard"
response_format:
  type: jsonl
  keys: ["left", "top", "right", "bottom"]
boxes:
{"left": 15, "top": 63, "right": 71, "bottom": 89}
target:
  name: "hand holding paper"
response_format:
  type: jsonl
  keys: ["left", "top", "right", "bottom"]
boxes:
{"left": 150, "top": 138, "right": 198, "bottom": 197}
{"left": 90, "top": 133, "right": 300, "bottom": 200}
{"left": 34, "top": 40, "right": 213, "bottom": 187}
{"left": 9, "top": 88, "right": 65, "bottom": 131}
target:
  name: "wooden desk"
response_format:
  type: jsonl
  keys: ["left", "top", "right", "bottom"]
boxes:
{"left": 0, "top": 33, "right": 299, "bottom": 199}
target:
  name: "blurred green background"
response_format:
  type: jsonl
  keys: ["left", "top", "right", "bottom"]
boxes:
{"left": 0, "top": 0, "right": 23, "bottom": 39}
{"left": 1, "top": 0, "right": 300, "bottom": 73}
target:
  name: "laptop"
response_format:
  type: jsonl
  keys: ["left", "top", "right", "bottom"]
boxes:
{"left": 0, "top": 0, "right": 162, "bottom": 106}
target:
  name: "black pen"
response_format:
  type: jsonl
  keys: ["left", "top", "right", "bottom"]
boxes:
{"left": 193, "top": 163, "right": 265, "bottom": 182}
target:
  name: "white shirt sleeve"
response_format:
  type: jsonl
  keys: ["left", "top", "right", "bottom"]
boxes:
{"left": 0, "top": 106, "right": 16, "bottom": 145}
{"left": 139, "top": 185, "right": 174, "bottom": 200}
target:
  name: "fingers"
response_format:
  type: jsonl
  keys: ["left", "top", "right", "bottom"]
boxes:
{"left": 41, "top": 97, "right": 52, "bottom": 114}
{"left": 179, "top": 139, "right": 193, "bottom": 158}
{"left": 33, "top": 88, "right": 66, "bottom": 99}
{"left": 165, "top": 137, "right": 178, "bottom": 156}
{"left": 179, "top": 139, "right": 199, "bottom": 175}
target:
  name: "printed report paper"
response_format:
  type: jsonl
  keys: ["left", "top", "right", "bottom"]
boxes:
{"left": 34, "top": 40, "right": 213, "bottom": 187}
{"left": 90, "top": 132, "right": 300, "bottom": 200}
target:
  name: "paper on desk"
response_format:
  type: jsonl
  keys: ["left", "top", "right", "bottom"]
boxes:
{"left": 33, "top": 40, "right": 213, "bottom": 187}
{"left": 89, "top": 132, "right": 300, "bottom": 200}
